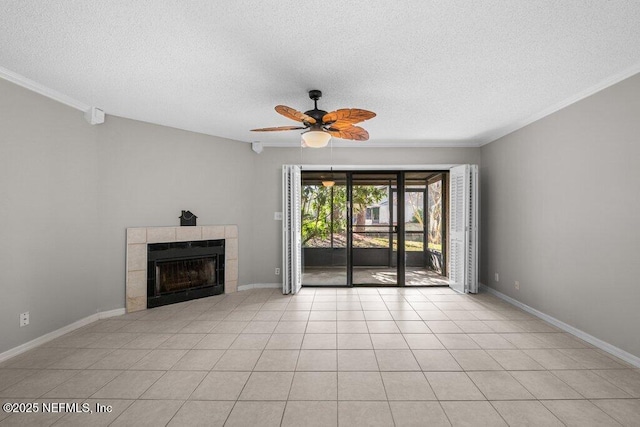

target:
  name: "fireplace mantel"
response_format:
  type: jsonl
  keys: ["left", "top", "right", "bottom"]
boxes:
{"left": 125, "top": 225, "right": 238, "bottom": 312}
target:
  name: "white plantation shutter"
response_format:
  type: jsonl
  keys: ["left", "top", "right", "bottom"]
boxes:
{"left": 282, "top": 165, "right": 302, "bottom": 294}
{"left": 449, "top": 165, "right": 479, "bottom": 293}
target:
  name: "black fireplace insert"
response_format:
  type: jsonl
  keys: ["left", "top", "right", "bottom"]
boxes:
{"left": 147, "top": 239, "right": 224, "bottom": 308}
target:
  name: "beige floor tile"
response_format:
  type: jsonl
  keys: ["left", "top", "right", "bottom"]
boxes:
{"left": 417, "top": 311, "right": 450, "bottom": 321}
{"left": 395, "top": 321, "right": 431, "bottom": 334}
{"left": 168, "top": 401, "right": 233, "bottom": 427}
{"left": 92, "top": 370, "right": 164, "bottom": 399}
{"left": 179, "top": 320, "right": 219, "bottom": 333}
{"left": 551, "top": 370, "right": 631, "bottom": 398}
{"left": 171, "top": 349, "right": 224, "bottom": 370}
{"left": 413, "top": 350, "right": 462, "bottom": 371}
{"left": 338, "top": 371, "right": 387, "bottom": 400}
{"left": 242, "top": 321, "right": 278, "bottom": 334}
{"left": 337, "top": 334, "right": 373, "bottom": 349}
{"left": 436, "top": 334, "right": 481, "bottom": 350}
{"left": 425, "top": 321, "right": 464, "bottom": 333}
{"left": 44, "top": 369, "right": 121, "bottom": 398}
{"left": 366, "top": 321, "right": 401, "bottom": 334}
{"left": 88, "top": 349, "right": 150, "bottom": 370}
{"left": 157, "top": 333, "right": 205, "bottom": 349}
{"left": 296, "top": 350, "right": 337, "bottom": 371}
{"left": 486, "top": 349, "right": 545, "bottom": 370}
{"left": 289, "top": 372, "right": 338, "bottom": 400}
{"left": 282, "top": 401, "right": 337, "bottom": 427}
{"left": 592, "top": 398, "right": 640, "bottom": 426}
{"left": 130, "top": 349, "right": 187, "bottom": 370}
{"left": 375, "top": 349, "right": 421, "bottom": 371}
{"left": 266, "top": 334, "right": 304, "bottom": 349}
{"left": 0, "top": 399, "right": 67, "bottom": 425}
{"left": 190, "top": 371, "right": 250, "bottom": 400}
{"left": 309, "top": 311, "right": 337, "bottom": 321}
{"left": 450, "top": 349, "right": 503, "bottom": 371}
{"left": 593, "top": 369, "right": 640, "bottom": 397}
{"left": 389, "top": 401, "right": 450, "bottom": 426}
{"left": 0, "top": 370, "right": 36, "bottom": 392}
{"left": 542, "top": 399, "right": 622, "bottom": 426}
{"left": 441, "top": 401, "right": 507, "bottom": 426}
{"left": 305, "top": 321, "right": 337, "bottom": 334}
{"left": 57, "top": 399, "right": 134, "bottom": 427}
{"left": 404, "top": 334, "right": 445, "bottom": 350}
{"left": 370, "top": 334, "right": 409, "bottom": 349}
{"left": 210, "top": 321, "right": 248, "bottom": 334}
{"left": 337, "top": 321, "right": 369, "bottom": 333}
{"left": 467, "top": 333, "right": 516, "bottom": 349}
{"left": 274, "top": 321, "right": 308, "bottom": 333}
{"left": 225, "top": 401, "right": 286, "bottom": 427}
{"left": 229, "top": 333, "right": 270, "bottom": 350}
{"left": 523, "top": 349, "right": 586, "bottom": 369}
{"left": 312, "top": 302, "right": 337, "bottom": 310}
{"left": 302, "top": 334, "right": 337, "bottom": 349}
{"left": 382, "top": 371, "right": 436, "bottom": 400}
{"left": 254, "top": 350, "right": 300, "bottom": 371}
{"left": 239, "top": 371, "right": 294, "bottom": 400}
{"left": 224, "top": 310, "right": 258, "bottom": 321}
{"left": 455, "top": 320, "right": 495, "bottom": 333}
{"left": 85, "top": 333, "right": 139, "bottom": 349}
{"left": 336, "top": 311, "right": 365, "bottom": 321}
{"left": 121, "top": 333, "right": 172, "bottom": 349}
{"left": 111, "top": 399, "right": 183, "bottom": 427}
{"left": 492, "top": 400, "right": 564, "bottom": 426}
{"left": 212, "top": 349, "right": 261, "bottom": 371}
{"left": 390, "top": 311, "right": 423, "bottom": 321}
{"left": 48, "top": 348, "right": 114, "bottom": 369}
{"left": 558, "top": 348, "right": 627, "bottom": 369}
{"left": 425, "top": 372, "right": 485, "bottom": 400}
{"left": 338, "top": 401, "right": 394, "bottom": 427}
{"left": 364, "top": 311, "right": 393, "bottom": 321}
{"left": 0, "top": 370, "right": 78, "bottom": 398}
{"left": 141, "top": 370, "right": 206, "bottom": 399}
{"left": 467, "top": 371, "right": 534, "bottom": 400}
{"left": 254, "top": 311, "right": 285, "bottom": 321}
{"left": 509, "top": 371, "right": 583, "bottom": 399}
{"left": 338, "top": 349, "right": 379, "bottom": 371}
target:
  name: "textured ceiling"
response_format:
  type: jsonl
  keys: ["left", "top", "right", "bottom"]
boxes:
{"left": 2, "top": 1, "right": 640, "bottom": 147}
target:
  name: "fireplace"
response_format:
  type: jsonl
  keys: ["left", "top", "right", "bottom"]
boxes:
{"left": 147, "top": 239, "right": 225, "bottom": 308}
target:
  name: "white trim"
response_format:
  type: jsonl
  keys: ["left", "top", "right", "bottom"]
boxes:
{"left": 0, "top": 308, "right": 125, "bottom": 364}
{"left": 0, "top": 66, "right": 91, "bottom": 112}
{"left": 479, "top": 62, "right": 640, "bottom": 146}
{"left": 480, "top": 284, "right": 640, "bottom": 368}
{"left": 237, "top": 283, "right": 281, "bottom": 291}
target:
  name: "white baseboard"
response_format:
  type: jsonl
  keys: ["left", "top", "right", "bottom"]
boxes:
{"left": 0, "top": 308, "right": 125, "bottom": 364}
{"left": 238, "top": 283, "right": 281, "bottom": 292}
{"left": 480, "top": 283, "right": 640, "bottom": 368}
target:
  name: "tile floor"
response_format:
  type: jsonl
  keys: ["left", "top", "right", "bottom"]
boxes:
{"left": 1, "top": 287, "right": 639, "bottom": 426}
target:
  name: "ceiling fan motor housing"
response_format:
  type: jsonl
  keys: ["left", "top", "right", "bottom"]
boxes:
{"left": 305, "top": 89, "right": 329, "bottom": 125}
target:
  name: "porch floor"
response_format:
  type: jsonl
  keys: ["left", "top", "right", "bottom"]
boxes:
{"left": 302, "top": 267, "right": 448, "bottom": 286}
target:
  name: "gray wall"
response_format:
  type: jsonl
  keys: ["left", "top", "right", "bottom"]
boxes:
{"left": 481, "top": 73, "right": 640, "bottom": 357}
{"left": 0, "top": 79, "right": 255, "bottom": 353}
{"left": 0, "top": 77, "right": 480, "bottom": 354}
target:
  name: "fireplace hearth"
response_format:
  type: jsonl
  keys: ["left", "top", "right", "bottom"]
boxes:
{"left": 147, "top": 239, "right": 224, "bottom": 308}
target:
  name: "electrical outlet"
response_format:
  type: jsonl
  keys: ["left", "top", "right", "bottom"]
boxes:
{"left": 515, "top": 281, "right": 520, "bottom": 290}
{"left": 275, "top": 267, "right": 280, "bottom": 275}
{"left": 495, "top": 272, "right": 499, "bottom": 282}
{"left": 19, "top": 312, "right": 29, "bottom": 327}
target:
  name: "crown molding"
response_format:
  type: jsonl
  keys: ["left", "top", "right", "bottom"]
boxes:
{"left": 260, "top": 139, "right": 481, "bottom": 149}
{"left": 0, "top": 66, "right": 91, "bottom": 112}
{"left": 478, "top": 62, "right": 640, "bottom": 146}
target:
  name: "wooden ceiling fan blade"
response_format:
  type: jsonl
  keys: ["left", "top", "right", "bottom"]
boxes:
{"left": 323, "top": 108, "right": 376, "bottom": 125}
{"left": 251, "top": 125, "right": 307, "bottom": 132}
{"left": 275, "top": 105, "right": 317, "bottom": 124}
{"left": 326, "top": 125, "right": 369, "bottom": 141}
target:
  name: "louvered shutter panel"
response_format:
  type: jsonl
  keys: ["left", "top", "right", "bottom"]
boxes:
{"left": 282, "top": 165, "right": 302, "bottom": 295}
{"left": 449, "top": 165, "right": 467, "bottom": 293}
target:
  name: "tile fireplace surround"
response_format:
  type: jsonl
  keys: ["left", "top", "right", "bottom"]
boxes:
{"left": 126, "top": 225, "right": 238, "bottom": 313}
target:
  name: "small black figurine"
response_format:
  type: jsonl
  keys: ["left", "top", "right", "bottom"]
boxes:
{"left": 179, "top": 210, "right": 197, "bottom": 226}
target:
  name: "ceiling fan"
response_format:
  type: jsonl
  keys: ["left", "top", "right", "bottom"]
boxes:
{"left": 251, "top": 90, "right": 376, "bottom": 147}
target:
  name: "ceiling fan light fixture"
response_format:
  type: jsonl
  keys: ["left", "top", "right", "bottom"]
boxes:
{"left": 301, "top": 130, "right": 331, "bottom": 148}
